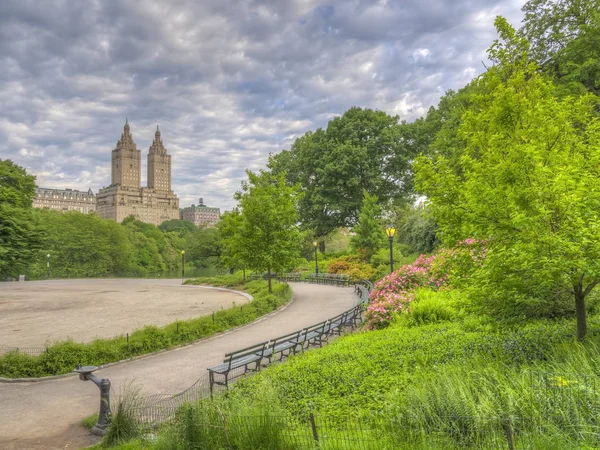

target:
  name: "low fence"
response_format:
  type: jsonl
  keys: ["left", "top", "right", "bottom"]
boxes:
{"left": 133, "top": 413, "right": 548, "bottom": 450}
{"left": 0, "top": 344, "right": 45, "bottom": 357}
{"left": 131, "top": 370, "right": 600, "bottom": 449}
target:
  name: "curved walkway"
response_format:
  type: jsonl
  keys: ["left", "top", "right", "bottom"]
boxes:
{"left": 0, "top": 283, "right": 357, "bottom": 450}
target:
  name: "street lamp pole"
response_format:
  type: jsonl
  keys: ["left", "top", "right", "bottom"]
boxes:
{"left": 313, "top": 241, "right": 319, "bottom": 275}
{"left": 47, "top": 253, "right": 50, "bottom": 279}
{"left": 181, "top": 250, "right": 185, "bottom": 284}
{"left": 385, "top": 225, "right": 396, "bottom": 274}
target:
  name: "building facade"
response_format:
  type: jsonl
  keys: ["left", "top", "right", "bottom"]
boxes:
{"left": 181, "top": 198, "right": 221, "bottom": 227}
{"left": 33, "top": 187, "right": 96, "bottom": 213}
{"left": 96, "top": 120, "right": 179, "bottom": 226}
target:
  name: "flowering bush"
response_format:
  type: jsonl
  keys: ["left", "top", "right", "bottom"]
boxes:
{"left": 364, "top": 291, "right": 415, "bottom": 330}
{"left": 365, "top": 239, "right": 485, "bottom": 329}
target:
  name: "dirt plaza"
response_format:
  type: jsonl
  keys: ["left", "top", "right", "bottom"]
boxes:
{"left": 0, "top": 279, "right": 248, "bottom": 348}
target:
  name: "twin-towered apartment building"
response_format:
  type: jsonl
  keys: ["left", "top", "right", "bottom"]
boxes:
{"left": 33, "top": 120, "right": 220, "bottom": 227}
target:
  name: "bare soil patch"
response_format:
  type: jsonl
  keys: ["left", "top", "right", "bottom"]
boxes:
{"left": 0, "top": 279, "right": 248, "bottom": 348}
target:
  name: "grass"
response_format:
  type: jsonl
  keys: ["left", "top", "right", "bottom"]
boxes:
{"left": 0, "top": 276, "right": 292, "bottom": 378}
{"left": 92, "top": 286, "right": 600, "bottom": 449}
{"left": 82, "top": 413, "right": 99, "bottom": 430}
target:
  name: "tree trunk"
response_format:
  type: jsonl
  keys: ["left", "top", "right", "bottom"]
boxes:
{"left": 574, "top": 283, "right": 587, "bottom": 342}
{"left": 267, "top": 266, "right": 272, "bottom": 293}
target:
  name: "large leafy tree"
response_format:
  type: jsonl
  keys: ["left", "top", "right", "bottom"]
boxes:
{"left": 218, "top": 209, "right": 246, "bottom": 273}
{"left": 0, "top": 160, "right": 44, "bottom": 278}
{"left": 521, "top": 0, "right": 600, "bottom": 99}
{"left": 270, "top": 107, "right": 415, "bottom": 237}
{"left": 235, "top": 169, "right": 302, "bottom": 292}
{"left": 0, "top": 159, "right": 36, "bottom": 208}
{"left": 350, "top": 190, "right": 386, "bottom": 260}
{"left": 416, "top": 17, "right": 600, "bottom": 340}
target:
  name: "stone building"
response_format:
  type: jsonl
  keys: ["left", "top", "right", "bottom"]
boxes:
{"left": 33, "top": 187, "right": 96, "bottom": 213}
{"left": 96, "top": 120, "right": 179, "bottom": 226}
{"left": 181, "top": 198, "right": 221, "bottom": 227}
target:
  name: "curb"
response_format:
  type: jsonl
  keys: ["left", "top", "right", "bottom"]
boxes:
{"left": 0, "top": 285, "right": 294, "bottom": 384}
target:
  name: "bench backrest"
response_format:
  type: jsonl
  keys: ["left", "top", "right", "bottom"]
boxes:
{"left": 223, "top": 341, "right": 269, "bottom": 370}
{"left": 270, "top": 330, "right": 302, "bottom": 347}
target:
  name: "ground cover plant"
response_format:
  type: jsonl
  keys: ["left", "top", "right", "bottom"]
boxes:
{"left": 101, "top": 306, "right": 600, "bottom": 449}
{"left": 0, "top": 276, "right": 291, "bottom": 378}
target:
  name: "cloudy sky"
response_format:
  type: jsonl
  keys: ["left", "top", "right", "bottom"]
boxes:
{"left": 1, "top": 0, "right": 526, "bottom": 211}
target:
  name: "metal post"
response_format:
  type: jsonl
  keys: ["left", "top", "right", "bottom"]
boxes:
{"left": 314, "top": 245, "right": 319, "bottom": 275}
{"left": 388, "top": 236, "right": 394, "bottom": 274}
{"left": 181, "top": 251, "right": 185, "bottom": 284}
{"left": 46, "top": 253, "right": 50, "bottom": 279}
{"left": 74, "top": 365, "right": 112, "bottom": 436}
{"left": 309, "top": 412, "right": 319, "bottom": 443}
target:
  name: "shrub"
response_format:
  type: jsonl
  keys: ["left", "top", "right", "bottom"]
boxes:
{"left": 367, "top": 240, "right": 486, "bottom": 328}
{"left": 326, "top": 255, "right": 375, "bottom": 282}
{"left": 405, "top": 288, "right": 463, "bottom": 326}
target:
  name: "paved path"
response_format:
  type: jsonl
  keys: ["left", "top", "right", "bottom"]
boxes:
{"left": 0, "top": 283, "right": 357, "bottom": 450}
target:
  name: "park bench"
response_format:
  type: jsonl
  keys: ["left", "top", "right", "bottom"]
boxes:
{"left": 276, "top": 273, "right": 301, "bottom": 282}
{"left": 260, "top": 330, "right": 303, "bottom": 363}
{"left": 355, "top": 280, "right": 373, "bottom": 302}
{"left": 207, "top": 341, "right": 269, "bottom": 393}
{"left": 306, "top": 273, "right": 350, "bottom": 286}
{"left": 292, "top": 321, "right": 329, "bottom": 350}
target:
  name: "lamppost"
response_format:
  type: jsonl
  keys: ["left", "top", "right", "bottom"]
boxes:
{"left": 181, "top": 250, "right": 185, "bottom": 284}
{"left": 46, "top": 253, "right": 50, "bottom": 279}
{"left": 313, "top": 240, "right": 319, "bottom": 274}
{"left": 385, "top": 225, "right": 396, "bottom": 274}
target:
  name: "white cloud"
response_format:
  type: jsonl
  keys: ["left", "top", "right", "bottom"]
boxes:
{"left": 0, "top": 0, "right": 526, "bottom": 210}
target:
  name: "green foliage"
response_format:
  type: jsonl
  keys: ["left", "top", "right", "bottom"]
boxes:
{"left": 158, "top": 219, "right": 197, "bottom": 237}
{"left": 415, "top": 18, "right": 600, "bottom": 339}
{"left": 23, "top": 211, "right": 190, "bottom": 279}
{"left": 326, "top": 254, "right": 375, "bottom": 282}
{"left": 234, "top": 169, "right": 303, "bottom": 291}
{"left": 404, "top": 288, "right": 464, "bottom": 326}
{"left": 270, "top": 107, "right": 416, "bottom": 237}
{"left": 0, "top": 159, "right": 36, "bottom": 208}
{"left": 0, "top": 279, "right": 291, "bottom": 378}
{"left": 103, "top": 386, "right": 142, "bottom": 446}
{"left": 350, "top": 190, "right": 386, "bottom": 260}
{"left": 521, "top": 0, "right": 600, "bottom": 100}
{"left": 237, "top": 316, "right": 600, "bottom": 423}
{"left": 394, "top": 205, "right": 439, "bottom": 254}
{"left": 0, "top": 160, "right": 45, "bottom": 279}
{"left": 82, "top": 413, "right": 99, "bottom": 430}
{"left": 0, "top": 203, "right": 45, "bottom": 279}
{"left": 218, "top": 209, "right": 246, "bottom": 271}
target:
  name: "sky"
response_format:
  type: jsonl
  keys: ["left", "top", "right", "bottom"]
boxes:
{"left": 0, "top": 0, "right": 526, "bottom": 211}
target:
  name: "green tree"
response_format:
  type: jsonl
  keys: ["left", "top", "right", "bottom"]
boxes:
{"left": 415, "top": 17, "right": 600, "bottom": 340}
{"left": 270, "top": 107, "right": 415, "bottom": 238}
{"left": 521, "top": 0, "right": 600, "bottom": 99}
{"left": 0, "top": 159, "right": 36, "bottom": 208}
{"left": 350, "top": 190, "right": 386, "bottom": 260}
{"left": 158, "top": 219, "right": 197, "bottom": 237}
{"left": 394, "top": 204, "right": 439, "bottom": 254}
{"left": 218, "top": 209, "right": 246, "bottom": 273}
{"left": 235, "top": 170, "right": 302, "bottom": 292}
{"left": 0, "top": 160, "right": 44, "bottom": 278}
{"left": 187, "top": 226, "right": 221, "bottom": 268}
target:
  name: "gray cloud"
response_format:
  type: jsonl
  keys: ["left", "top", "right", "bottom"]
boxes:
{"left": 0, "top": 0, "right": 526, "bottom": 211}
